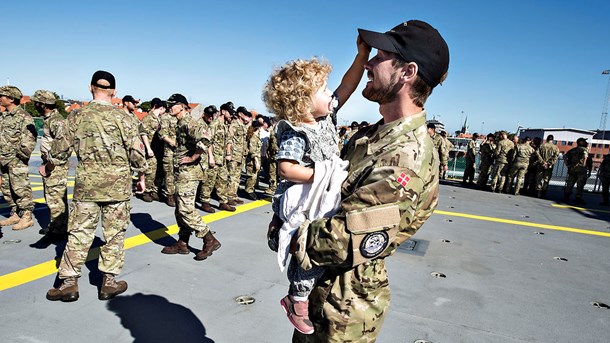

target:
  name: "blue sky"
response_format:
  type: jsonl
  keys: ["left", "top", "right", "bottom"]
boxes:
{"left": 2, "top": 0, "right": 609, "bottom": 134}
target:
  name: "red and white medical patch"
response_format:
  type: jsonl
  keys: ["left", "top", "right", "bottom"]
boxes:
{"left": 139, "top": 142, "right": 145, "bottom": 151}
{"left": 395, "top": 173, "right": 410, "bottom": 188}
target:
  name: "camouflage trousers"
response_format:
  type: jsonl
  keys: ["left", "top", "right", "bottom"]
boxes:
{"left": 293, "top": 258, "right": 390, "bottom": 343}
{"left": 508, "top": 163, "right": 528, "bottom": 195}
{"left": 198, "top": 165, "right": 229, "bottom": 204}
{"left": 144, "top": 155, "right": 159, "bottom": 194}
{"left": 244, "top": 159, "right": 260, "bottom": 193}
{"left": 176, "top": 179, "right": 210, "bottom": 238}
{"left": 535, "top": 166, "right": 553, "bottom": 192}
{"left": 227, "top": 160, "right": 243, "bottom": 200}
{"left": 564, "top": 167, "right": 587, "bottom": 198}
{"left": 58, "top": 200, "right": 131, "bottom": 279}
{"left": 0, "top": 159, "right": 34, "bottom": 214}
{"left": 43, "top": 163, "right": 69, "bottom": 233}
{"left": 476, "top": 160, "right": 493, "bottom": 186}
{"left": 268, "top": 159, "right": 277, "bottom": 191}
{"left": 162, "top": 150, "right": 175, "bottom": 197}
{"left": 490, "top": 162, "right": 510, "bottom": 191}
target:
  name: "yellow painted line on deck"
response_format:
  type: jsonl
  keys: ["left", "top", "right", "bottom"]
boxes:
{"left": 551, "top": 204, "right": 610, "bottom": 214}
{"left": 28, "top": 174, "right": 75, "bottom": 180}
{"left": 0, "top": 200, "right": 270, "bottom": 292}
{"left": 435, "top": 210, "right": 610, "bottom": 238}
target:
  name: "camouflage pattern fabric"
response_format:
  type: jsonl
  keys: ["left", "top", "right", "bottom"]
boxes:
{"left": 43, "top": 161, "right": 69, "bottom": 234}
{"left": 477, "top": 141, "right": 496, "bottom": 186}
{"left": 48, "top": 100, "right": 147, "bottom": 201}
{"left": 463, "top": 139, "right": 477, "bottom": 183}
{"left": 291, "top": 111, "right": 439, "bottom": 342}
{"left": 58, "top": 201, "right": 131, "bottom": 278}
{"left": 564, "top": 146, "right": 588, "bottom": 198}
{"left": 245, "top": 132, "right": 262, "bottom": 193}
{"left": 268, "top": 124, "right": 279, "bottom": 191}
{"left": 490, "top": 138, "right": 514, "bottom": 191}
{"left": 0, "top": 105, "right": 37, "bottom": 213}
{"left": 141, "top": 111, "right": 161, "bottom": 194}
{"left": 227, "top": 121, "right": 247, "bottom": 199}
{"left": 535, "top": 141, "right": 559, "bottom": 192}
{"left": 508, "top": 143, "right": 535, "bottom": 194}
{"left": 174, "top": 112, "right": 211, "bottom": 236}
{"left": 198, "top": 118, "right": 230, "bottom": 203}
{"left": 40, "top": 109, "right": 65, "bottom": 163}
{"left": 159, "top": 113, "right": 178, "bottom": 197}
{"left": 49, "top": 99, "right": 146, "bottom": 280}
{"left": 432, "top": 133, "right": 447, "bottom": 166}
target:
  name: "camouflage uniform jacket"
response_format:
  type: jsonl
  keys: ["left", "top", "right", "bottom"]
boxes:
{"left": 538, "top": 142, "right": 559, "bottom": 168}
{"left": 228, "top": 120, "right": 247, "bottom": 163}
{"left": 209, "top": 118, "right": 227, "bottom": 167}
{"left": 432, "top": 133, "right": 447, "bottom": 166}
{"left": 48, "top": 100, "right": 147, "bottom": 202}
{"left": 0, "top": 105, "right": 37, "bottom": 167}
{"left": 174, "top": 112, "right": 211, "bottom": 181}
{"left": 479, "top": 141, "right": 496, "bottom": 165}
{"left": 268, "top": 124, "right": 279, "bottom": 161}
{"left": 247, "top": 132, "right": 262, "bottom": 164}
{"left": 141, "top": 111, "right": 160, "bottom": 149}
{"left": 443, "top": 137, "right": 454, "bottom": 162}
{"left": 293, "top": 111, "right": 439, "bottom": 338}
{"left": 40, "top": 109, "right": 65, "bottom": 163}
{"left": 159, "top": 112, "right": 178, "bottom": 151}
{"left": 514, "top": 142, "right": 536, "bottom": 166}
{"left": 465, "top": 139, "right": 477, "bottom": 163}
{"left": 494, "top": 138, "right": 514, "bottom": 164}
{"left": 564, "top": 146, "right": 588, "bottom": 172}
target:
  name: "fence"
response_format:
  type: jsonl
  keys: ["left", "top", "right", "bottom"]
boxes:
{"left": 446, "top": 153, "right": 599, "bottom": 193}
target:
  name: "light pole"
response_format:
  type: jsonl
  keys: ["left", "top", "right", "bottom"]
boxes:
{"left": 600, "top": 70, "right": 610, "bottom": 155}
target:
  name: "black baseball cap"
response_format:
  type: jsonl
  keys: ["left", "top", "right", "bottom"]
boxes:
{"left": 358, "top": 20, "right": 449, "bottom": 88}
{"left": 90, "top": 70, "right": 116, "bottom": 89}
{"left": 220, "top": 102, "right": 235, "bottom": 115}
{"left": 150, "top": 97, "right": 161, "bottom": 107}
{"left": 204, "top": 105, "right": 218, "bottom": 116}
{"left": 166, "top": 93, "right": 189, "bottom": 107}
{"left": 122, "top": 95, "right": 139, "bottom": 104}
{"left": 236, "top": 106, "right": 251, "bottom": 117}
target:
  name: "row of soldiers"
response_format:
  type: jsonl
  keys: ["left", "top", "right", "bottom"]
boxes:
{"left": 428, "top": 123, "right": 592, "bottom": 204}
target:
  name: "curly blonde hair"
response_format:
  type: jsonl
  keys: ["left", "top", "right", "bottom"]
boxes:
{"left": 262, "top": 58, "right": 332, "bottom": 125}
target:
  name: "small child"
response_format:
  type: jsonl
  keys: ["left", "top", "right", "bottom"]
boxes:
{"left": 262, "top": 37, "right": 370, "bottom": 334}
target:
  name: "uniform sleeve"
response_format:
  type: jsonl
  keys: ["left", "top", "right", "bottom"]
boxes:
{"left": 158, "top": 116, "right": 169, "bottom": 139}
{"left": 17, "top": 114, "right": 38, "bottom": 160}
{"left": 294, "top": 165, "right": 431, "bottom": 270}
{"left": 437, "top": 137, "right": 447, "bottom": 166}
{"left": 48, "top": 112, "right": 77, "bottom": 166}
{"left": 124, "top": 116, "right": 147, "bottom": 172}
{"left": 141, "top": 115, "right": 158, "bottom": 140}
{"left": 248, "top": 135, "right": 261, "bottom": 159}
{"left": 190, "top": 121, "right": 211, "bottom": 152}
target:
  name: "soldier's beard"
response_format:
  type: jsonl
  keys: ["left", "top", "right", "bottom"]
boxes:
{"left": 362, "top": 73, "right": 401, "bottom": 104}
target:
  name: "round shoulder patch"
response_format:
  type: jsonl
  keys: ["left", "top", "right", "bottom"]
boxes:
{"left": 360, "top": 231, "right": 389, "bottom": 258}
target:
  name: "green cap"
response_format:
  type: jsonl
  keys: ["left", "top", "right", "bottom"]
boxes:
{"left": 31, "top": 90, "right": 56, "bottom": 105}
{"left": 0, "top": 86, "right": 23, "bottom": 99}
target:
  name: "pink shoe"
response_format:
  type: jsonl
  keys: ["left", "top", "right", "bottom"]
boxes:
{"left": 280, "top": 295, "right": 314, "bottom": 334}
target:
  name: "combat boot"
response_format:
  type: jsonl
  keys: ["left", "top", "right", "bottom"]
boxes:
{"left": 218, "top": 203, "right": 236, "bottom": 212}
{"left": 98, "top": 274, "right": 128, "bottom": 300}
{"left": 194, "top": 232, "right": 221, "bottom": 261}
{"left": 246, "top": 192, "right": 258, "bottom": 200}
{"left": 233, "top": 198, "right": 244, "bottom": 204}
{"left": 161, "top": 235, "right": 190, "bottom": 254}
{"left": 46, "top": 277, "right": 79, "bottom": 302}
{"left": 151, "top": 192, "right": 160, "bottom": 201}
{"left": 227, "top": 199, "right": 237, "bottom": 206}
{"left": 142, "top": 192, "right": 153, "bottom": 202}
{"left": 166, "top": 194, "right": 176, "bottom": 207}
{"left": 13, "top": 211, "right": 34, "bottom": 231}
{"left": 199, "top": 202, "right": 216, "bottom": 213}
{"left": 0, "top": 212, "right": 20, "bottom": 227}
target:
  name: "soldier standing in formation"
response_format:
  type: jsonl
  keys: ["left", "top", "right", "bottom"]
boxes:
{"left": 535, "top": 135, "right": 559, "bottom": 198}
{"left": 160, "top": 94, "right": 221, "bottom": 260}
{"left": 198, "top": 104, "right": 236, "bottom": 213}
{"left": 440, "top": 130, "right": 453, "bottom": 179}
{"left": 140, "top": 98, "right": 164, "bottom": 202}
{"left": 285, "top": 19, "right": 448, "bottom": 342}
{"left": 265, "top": 118, "right": 279, "bottom": 195}
{"left": 244, "top": 120, "right": 262, "bottom": 200}
{"left": 427, "top": 123, "right": 448, "bottom": 176}
{"left": 33, "top": 90, "right": 69, "bottom": 239}
{"left": 563, "top": 138, "right": 590, "bottom": 204}
{"left": 490, "top": 131, "right": 512, "bottom": 192}
{"left": 476, "top": 133, "right": 496, "bottom": 188}
{"left": 45, "top": 70, "right": 147, "bottom": 302}
{"left": 0, "top": 86, "right": 37, "bottom": 231}
{"left": 507, "top": 137, "right": 535, "bottom": 195}
{"left": 226, "top": 106, "right": 251, "bottom": 205}
{"left": 462, "top": 133, "right": 478, "bottom": 185}
{"left": 158, "top": 101, "right": 178, "bottom": 207}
